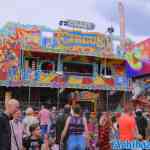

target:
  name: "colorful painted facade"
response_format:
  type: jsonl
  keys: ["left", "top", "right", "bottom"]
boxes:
{"left": 125, "top": 38, "right": 150, "bottom": 77}
{"left": 0, "top": 22, "right": 131, "bottom": 91}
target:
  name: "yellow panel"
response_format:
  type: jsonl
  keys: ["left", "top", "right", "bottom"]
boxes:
{"left": 68, "top": 76, "right": 82, "bottom": 84}
{"left": 94, "top": 76, "right": 105, "bottom": 85}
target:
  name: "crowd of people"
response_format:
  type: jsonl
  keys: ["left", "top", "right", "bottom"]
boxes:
{"left": 0, "top": 98, "right": 150, "bottom": 150}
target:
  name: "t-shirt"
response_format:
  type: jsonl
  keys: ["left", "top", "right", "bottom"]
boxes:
{"left": 118, "top": 114, "right": 136, "bottom": 141}
{"left": 39, "top": 108, "right": 50, "bottom": 125}
{"left": 23, "top": 136, "right": 43, "bottom": 150}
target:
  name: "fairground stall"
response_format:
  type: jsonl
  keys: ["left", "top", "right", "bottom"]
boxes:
{"left": 0, "top": 21, "right": 132, "bottom": 112}
{"left": 125, "top": 38, "right": 150, "bottom": 109}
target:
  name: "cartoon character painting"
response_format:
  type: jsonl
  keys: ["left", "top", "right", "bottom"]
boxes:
{"left": 125, "top": 39, "right": 150, "bottom": 77}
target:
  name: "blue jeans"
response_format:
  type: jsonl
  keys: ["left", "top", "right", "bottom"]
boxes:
{"left": 67, "top": 134, "right": 86, "bottom": 150}
{"left": 40, "top": 125, "right": 48, "bottom": 136}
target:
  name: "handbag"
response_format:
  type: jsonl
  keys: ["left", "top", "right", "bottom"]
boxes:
{"left": 10, "top": 121, "right": 20, "bottom": 150}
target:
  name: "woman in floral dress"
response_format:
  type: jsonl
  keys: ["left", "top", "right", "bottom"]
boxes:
{"left": 98, "top": 112, "right": 112, "bottom": 150}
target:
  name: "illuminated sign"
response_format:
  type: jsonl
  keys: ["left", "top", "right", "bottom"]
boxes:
{"left": 59, "top": 19, "right": 95, "bottom": 30}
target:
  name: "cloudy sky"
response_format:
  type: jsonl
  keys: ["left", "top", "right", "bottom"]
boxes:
{"left": 0, "top": 0, "right": 149, "bottom": 41}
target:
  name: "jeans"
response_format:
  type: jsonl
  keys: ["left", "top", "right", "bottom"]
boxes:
{"left": 67, "top": 134, "right": 86, "bottom": 150}
{"left": 40, "top": 124, "right": 48, "bottom": 136}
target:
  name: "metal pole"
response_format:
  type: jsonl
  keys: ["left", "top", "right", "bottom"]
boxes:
{"left": 28, "top": 87, "right": 31, "bottom": 105}
{"left": 57, "top": 88, "right": 60, "bottom": 109}
{"left": 57, "top": 54, "right": 61, "bottom": 72}
{"left": 20, "top": 39, "right": 24, "bottom": 81}
{"left": 123, "top": 91, "right": 126, "bottom": 105}
{"left": 106, "top": 90, "right": 109, "bottom": 111}
{"left": 39, "top": 88, "right": 40, "bottom": 109}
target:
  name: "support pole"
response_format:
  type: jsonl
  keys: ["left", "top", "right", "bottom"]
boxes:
{"left": 57, "top": 88, "right": 60, "bottom": 109}
{"left": 57, "top": 54, "right": 62, "bottom": 73}
{"left": 123, "top": 91, "right": 126, "bottom": 105}
{"left": 28, "top": 87, "right": 31, "bottom": 105}
{"left": 106, "top": 90, "right": 109, "bottom": 111}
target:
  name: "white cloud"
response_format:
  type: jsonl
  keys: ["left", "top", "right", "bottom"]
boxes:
{"left": 0, "top": 0, "right": 149, "bottom": 42}
{"left": 0, "top": 0, "right": 94, "bottom": 26}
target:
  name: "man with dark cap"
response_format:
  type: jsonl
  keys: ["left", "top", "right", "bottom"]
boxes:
{"left": 56, "top": 104, "right": 71, "bottom": 150}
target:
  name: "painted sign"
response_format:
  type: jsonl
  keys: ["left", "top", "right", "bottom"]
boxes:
{"left": 0, "top": 22, "right": 115, "bottom": 57}
{"left": 0, "top": 36, "right": 20, "bottom": 80}
{"left": 59, "top": 19, "right": 95, "bottom": 30}
{"left": 41, "top": 29, "right": 112, "bottom": 53}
